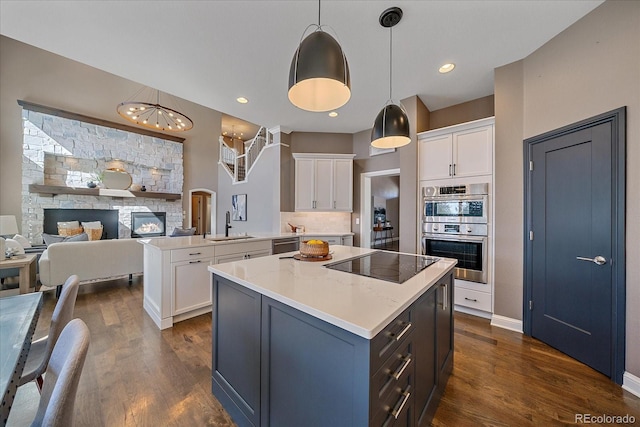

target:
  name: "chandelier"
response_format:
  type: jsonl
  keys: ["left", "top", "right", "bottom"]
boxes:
{"left": 117, "top": 87, "right": 193, "bottom": 132}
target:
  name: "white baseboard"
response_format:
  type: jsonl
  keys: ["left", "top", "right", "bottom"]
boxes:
{"left": 622, "top": 371, "right": 640, "bottom": 398}
{"left": 454, "top": 305, "right": 492, "bottom": 320}
{"left": 490, "top": 314, "right": 523, "bottom": 333}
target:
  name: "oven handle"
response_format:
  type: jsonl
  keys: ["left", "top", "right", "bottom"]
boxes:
{"left": 423, "top": 233, "right": 487, "bottom": 243}
{"left": 423, "top": 194, "right": 488, "bottom": 202}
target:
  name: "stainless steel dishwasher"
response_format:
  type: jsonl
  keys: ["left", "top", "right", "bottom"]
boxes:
{"left": 272, "top": 237, "right": 300, "bottom": 254}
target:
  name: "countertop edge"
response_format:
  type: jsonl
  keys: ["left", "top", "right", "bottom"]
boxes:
{"left": 208, "top": 253, "right": 456, "bottom": 339}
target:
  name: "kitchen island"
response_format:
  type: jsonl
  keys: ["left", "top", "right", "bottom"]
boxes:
{"left": 209, "top": 245, "right": 456, "bottom": 427}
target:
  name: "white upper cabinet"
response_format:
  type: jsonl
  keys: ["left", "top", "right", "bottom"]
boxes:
{"left": 419, "top": 134, "right": 452, "bottom": 181}
{"left": 419, "top": 118, "right": 494, "bottom": 181}
{"left": 293, "top": 153, "right": 355, "bottom": 212}
{"left": 332, "top": 159, "right": 353, "bottom": 211}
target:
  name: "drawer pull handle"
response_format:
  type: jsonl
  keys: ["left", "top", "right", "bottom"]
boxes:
{"left": 391, "top": 356, "right": 412, "bottom": 380}
{"left": 189, "top": 252, "right": 202, "bottom": 256}
{"left": 464, "top": 297, "right": 478, "bottom": 302}
{"left": 390, "top": 387, "right": 411, "bottom": 419}
{"left": 394, "top": 322, "right": 412, "bottom": 342}
{"left": 189, "top": 260, "right": 202, "bottom": 264}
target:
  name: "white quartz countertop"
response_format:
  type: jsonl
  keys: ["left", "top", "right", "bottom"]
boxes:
{"left": 139, "top": 232, "right": 354, "bottom": 250}
{"left": 208, "top": 245, "right": 456, "bottom": 339}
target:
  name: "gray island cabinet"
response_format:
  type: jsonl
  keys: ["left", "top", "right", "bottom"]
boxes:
{"left": 209, "top": 246, "right": 456, "bottom": 427}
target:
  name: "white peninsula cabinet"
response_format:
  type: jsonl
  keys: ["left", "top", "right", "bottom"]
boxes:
{"left": 419, "top": 117, "right": 494, "bottom": 181}
{"left": 142, "top": 237, "right": 272, "bottom": 329}
{"left": 213, "top": 239, "right": 271, "bottom": 264}
{"left": 293, "top": 153, "right": 355, "bottom": 212}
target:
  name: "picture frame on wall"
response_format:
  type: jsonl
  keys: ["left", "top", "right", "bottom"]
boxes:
{"left": 369, "top": 146, "right": 396, "bottom": 157}
{"left": 231, "top": 194, "right": 247, "bottom": 221}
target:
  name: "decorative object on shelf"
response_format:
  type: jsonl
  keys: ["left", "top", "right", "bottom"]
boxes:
{"left": 102, "top": 168, "right": 132, "bottom": 190}
{"left": 86, "top": 181, "right": 97, "bottom": 188}
{"left": 288, "top": 0, "right": 350, "bottom": 112}
{"left": 141, "top": 185, "right": 147, "bottom": 192}
{"left": 371, "top": 7, "right": 411, "bottom": 149}
{"left": 231, "top": 194, "right": 247, "bottom": 221}
{"left": 117, "top": 87, "right": 193, "bottom": 132}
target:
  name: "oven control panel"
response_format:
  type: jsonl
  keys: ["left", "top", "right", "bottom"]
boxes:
{"left": 422, "top": 222, "right": 487, "bottom": 236}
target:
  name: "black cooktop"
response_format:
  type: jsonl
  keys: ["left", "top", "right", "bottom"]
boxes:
{"left": 324, "top": 251, "right": 439, "bottom": 284}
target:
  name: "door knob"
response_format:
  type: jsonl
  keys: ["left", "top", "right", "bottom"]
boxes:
{"left": 576, "top": 255, "right": 607, "bottom": 265}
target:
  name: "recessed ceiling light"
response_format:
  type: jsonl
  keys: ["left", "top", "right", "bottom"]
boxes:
{"left": 439, "top": 63, "right": 455, "bottom": 74}
{"left": 236, "top": 97, "right": 248, "bottom": 104}
{"left": 328, "top": 111, "right": 338, "bottom": 118}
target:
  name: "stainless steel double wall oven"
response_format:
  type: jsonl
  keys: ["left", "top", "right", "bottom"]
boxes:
{"left": 421, "top": 183, "right": 489, "bottom": 283}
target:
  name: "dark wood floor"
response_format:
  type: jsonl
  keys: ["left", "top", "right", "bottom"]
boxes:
{"left": 8, "top": 277, "right": 640, "bottom": 426}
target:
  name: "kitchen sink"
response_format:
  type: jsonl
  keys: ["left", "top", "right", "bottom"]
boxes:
{"left": 207, "top": 235, "right": 254, "bottom": 242}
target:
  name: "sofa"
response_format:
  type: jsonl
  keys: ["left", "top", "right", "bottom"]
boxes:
{"left": 38, "top": 238, "right": 143, "bottom": 292}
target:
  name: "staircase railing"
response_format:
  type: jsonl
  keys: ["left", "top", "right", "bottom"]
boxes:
{"left": 219, "top": 126, "right": 271, "bottom": 183}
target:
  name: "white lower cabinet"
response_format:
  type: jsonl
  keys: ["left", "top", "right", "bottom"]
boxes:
{"left": 454, "top": 285, "right": 491, "bottom": 313}
{"left": 213, "top": 240, "right": 271, "bottom": 264}
{"left": 172, "top": 259, "right": 213, "bottom": 315}
{"left": 143, "top": 239, "right": 272, "bottom": 330}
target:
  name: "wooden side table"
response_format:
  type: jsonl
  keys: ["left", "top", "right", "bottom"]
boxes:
{"left": 0, "top": 253, "right": 37, "bottom": 294}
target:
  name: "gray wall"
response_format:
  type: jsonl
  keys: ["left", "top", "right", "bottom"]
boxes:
{"left": 217, "top": 144, "right": 281, "bottom": 234}
{"left": 429, "top": 95, "right": 495, "bottom": 130}
{"left": 0, "top": 36, "right": 221, "bottom": 228}
{"left": 494, "top": 0, "right": 640, "bottom": 377}
{"left": 351, "top": 129, "right": 401, "bottom": 246}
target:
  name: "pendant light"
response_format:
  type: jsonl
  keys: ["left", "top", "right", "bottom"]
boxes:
{"left": 288, "top": 0, "right": 351, "bottom": 112}
{"left": 371, "top": 7, "right": 410, "bottom": 149}
{"left": 117, "top": 87, "right": 193, "bottom": 132}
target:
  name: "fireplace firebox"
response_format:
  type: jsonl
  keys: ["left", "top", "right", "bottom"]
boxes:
{"left": 131, "top": 212, "right": 166, "bottom": 238}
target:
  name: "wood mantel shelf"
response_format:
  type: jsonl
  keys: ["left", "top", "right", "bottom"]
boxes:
{"left": 29, "top": 184, "right": 181, "bottom": 201}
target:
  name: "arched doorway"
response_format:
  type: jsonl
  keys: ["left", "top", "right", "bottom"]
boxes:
{"left": 188, "top": 189, "right": 216, "bottom": 235}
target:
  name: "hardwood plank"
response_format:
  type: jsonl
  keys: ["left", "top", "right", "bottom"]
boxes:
{"left": 7, "top": 279, "right": 639, "bottom": 426}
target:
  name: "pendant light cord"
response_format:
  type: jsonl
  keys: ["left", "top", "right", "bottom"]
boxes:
{"left": 318, "top": 0, "right": 321, "bottom": 26}
{"left": 389, "top": 26, "right": 393, "bottom": 100}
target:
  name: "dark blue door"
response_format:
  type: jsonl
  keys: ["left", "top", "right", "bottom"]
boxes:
{"left": 530, "top": 122, "right": 613, "bottom": 376}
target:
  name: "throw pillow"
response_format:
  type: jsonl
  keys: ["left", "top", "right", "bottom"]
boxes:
{"left": 42, "top": 232, "right": 89, "bottom": 246}
{"left": 12, "top": 234, "right": 32, "bottom": 248}
{"left": 4, "top": 238, "right": 25, "bottom": 255}
{"left": 64, "top": 233, "right": 89, "bottom": 242}
{"left": 170, "top": 227, "right": 197, "bottom": 237}
{"left": 43, "top": 233, "right": 64, "bottom": 246}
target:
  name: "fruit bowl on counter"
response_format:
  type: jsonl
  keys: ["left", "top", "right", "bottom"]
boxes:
{"left": 300, "top": 239, "right": 329, "bottom": 257}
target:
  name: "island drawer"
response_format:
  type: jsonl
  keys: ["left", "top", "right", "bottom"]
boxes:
{"left": 370, "top": 307, "right": 413, "bottom": 373}
{"left": 171, "top": 246, "right": 216, "bottom": 263}
{"left": 371, "top": 337, "right": 414, "bottom": 405}
{"left": 371, "top": 360, "right": 413, "bottom": 427}
{"left": 455, "top": 287, "right": 491, "bottom": 312}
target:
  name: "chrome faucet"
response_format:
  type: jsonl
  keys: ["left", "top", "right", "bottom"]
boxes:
{"left": 225, "top": 211, "right": 232, "bottom": 237}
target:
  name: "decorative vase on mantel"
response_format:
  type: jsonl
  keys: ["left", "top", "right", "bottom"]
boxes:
{"left": 87, "top": 181, "right": 97, "bottom": 188}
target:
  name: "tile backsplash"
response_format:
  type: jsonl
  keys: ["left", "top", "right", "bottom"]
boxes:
{"left": 280, "top": 212, "right": 351, "bottom": 233}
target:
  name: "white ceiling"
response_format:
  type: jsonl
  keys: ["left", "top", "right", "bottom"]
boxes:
{"left": 0, "top": 0, "right": 603, "bottom": 135}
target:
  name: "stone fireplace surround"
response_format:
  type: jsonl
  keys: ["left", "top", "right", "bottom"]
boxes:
{"left": 21, "top": 109, "right": 183, "bottom": 242}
